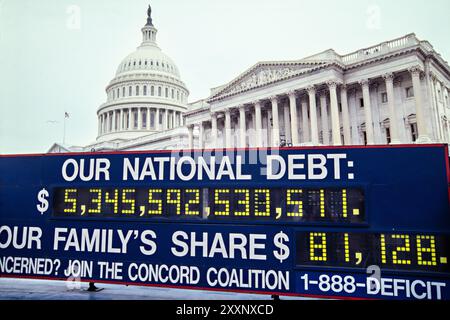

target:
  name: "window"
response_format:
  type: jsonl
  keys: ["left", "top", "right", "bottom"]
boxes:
{"left": 172, "top": 89, "right": 175, "bottom": 99}
{"left": 406, "top": 87, "right": 414, "bottom": 98}
{"left": 143, "top": 86, "right": 147, "bottom": 95}
{"left": 386, "top": 127, "right": 391, "bottom": 144}
{"left": 113, "top": 90, "right": 115, "bottom": 99}
{"left": 129, "top": 86, "right": 132, "bottom": 96}
{"left": 122, "top": 87, "right": 125, "bottom": 97}
{"left": 136, "top": 86, "right": 140, "bottom": 96}
{"left": 150, "top": 111, "right": 155, "bottom": 128}
{"left": 410, "top": 123, "right": 418, "bottom": 142}
{"left": 338, "top": 103, "right": 342, "bottom": 113}
{"left": 381, "top": 92, "right": 388, "bottom": 103}
{"left": 151, "top": 86, "right": 155, "bottom": 96}
{"left": 158, "top": 87, "right": 162, "bottom": 97}
{"left": 142, "top": 110, "right": 147, "bottom": 128}
{"left": 159, "top": 111, "right": 163, "bottom": 125}
{"left": 177, "top": 91, "right": 180, "bottom": 100}
{"left": 133, "top": 110, "right": 138, "bottom": 129}
{"left": 165, "top": 88, "right": 168, "bottom": 98}
{"left": 359, "top": 98, "right": 364, "bottom": 108}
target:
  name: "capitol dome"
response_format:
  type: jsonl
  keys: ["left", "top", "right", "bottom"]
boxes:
{"left": 96, "top": 5, "right": 189, "bottom": 142}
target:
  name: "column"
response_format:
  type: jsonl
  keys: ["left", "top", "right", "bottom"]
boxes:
{"left": 359, "top": 79, "right": 375, "bottom": 145}
{"left": 307, "top": 86, "right": 319, "bottom": 145}
{"left": 319, "top": 91, "right": 329, "bottom": 145}
{"left": 409, "top": 66, "right": 431, "bottom": 142}
{"left": 98, "top": 116, "right": 101, "bottom": 135}
{"left": 137, "top": 108, "right": 142, "bottom": 130}
{"left": 239, "top": 105, "right": 246, "bottom": 148}
{"left": 283, "top": 100, "right": 291, "bottom": 145}
{"left": 199, "top": 122, "right": 204, "bottom": 149}
{"left": 188, "top": 125, "right": 194, "bottom": 149}
{"left": 106, "top": 112, "right": 110, "bottom": 133}
{"left": 328, "top": 81, "right": 342, "bottom": 146}
{"left": 383, "top": 73, "right": 401, "bottom": 144}
{"left": 164, "top": 109, "right": 169, "bottom": 130}
{"left": 224, "top": 109, "right": 232, "bottom": 148}
{"left": 179, "top": 112, "right": 184, "bottom": 127}
{"left": 267, "top": 109, "right": 272, "bottom": 146}
{"left": 155, "top": 108, "right": 160, "bottom": 130}
{"left": 270, "top": 96, "right": 280, "bottom": 147}
{"left": 300, "top": 97, "right": 309, "bottom": 143}
{"left": 254, "top": 101, "right": 263, "bottom": 147}
{"left": 120, "top": 109, "right": 124, "bottom": 131}
{"left": 288, "top": 91, "right": 299, "bottom": 146}
{"left": 339, "top": 84, "right": 351, "bottom": 145}
{"left": 211, "top": 113, "right": 218, "bottom": 147}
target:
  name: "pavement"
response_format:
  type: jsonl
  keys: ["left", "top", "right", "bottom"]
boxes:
{"left": 0, "top": 278, "right": 309, "bottom": 300}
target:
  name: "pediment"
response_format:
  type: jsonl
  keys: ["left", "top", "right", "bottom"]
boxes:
{"left": 210, "top": 61, "right": 329, "bottom": 100}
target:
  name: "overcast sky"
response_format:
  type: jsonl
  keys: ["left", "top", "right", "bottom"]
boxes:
{"left": 1, "top": 0, "right": 449, "bottom": 154}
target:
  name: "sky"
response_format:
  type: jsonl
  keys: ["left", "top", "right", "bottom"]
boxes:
{"left": 0, "top": 0, "right": 449, "bottom": 154}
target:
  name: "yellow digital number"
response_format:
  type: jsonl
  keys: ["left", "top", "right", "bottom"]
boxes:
{"left": 320, "top": 189, "right": 325, "bottom": 218}
{"left": 88, "top": 189, "right": 102, "bottom": 213}
{"left": 310, "top": 233, "right": 327, "bottom": 261}
{"left": 416, "top": 235, "right": 437, "bottom": 266}
{"left": 148, "top": 189, "right": 162, "bottom": 215}
{"left": 64, "top": 189, "right": 77, "bottom": 213}
{"left": 121, "top": 189, "right": 135, "bottom": 215}
{"left": 234, "top": 189, "right": 250, "bottom": 217}
{"left": 105, "top": 189, "right": 119, "bottom": 214}
{"left": 214, "top": 189, "right": 230, "bottom": 216}
{"left": 185, "top": 189, "right": 200, "bottom": 216}
{"left": 392, "top": 234, "right": 411, "bottom": 265}
{"left": 167, "top": 189, "right": 181, "bottom": 215}
{"left": 380, "top": 234, "right": 387, "bottom": 264}
{"left": 254, "top": 189, "right": 270, "bottom": 217}
{"left": 342, "top": 189, "right": 348, "bottom": 218}
{"left": 344, "top": 233, "right": 350, "bottom": 262}
{"left": 287, "top": 189, "right": 303, "bottom": 217}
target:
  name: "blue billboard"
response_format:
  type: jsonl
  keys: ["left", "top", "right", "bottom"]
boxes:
{"left": 0, "top": 145, "right": 449, "bottom": 300}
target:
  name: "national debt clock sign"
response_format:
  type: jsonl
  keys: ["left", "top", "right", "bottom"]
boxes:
{"left": 0, "top": 145, "right": 449, "bottom": 300}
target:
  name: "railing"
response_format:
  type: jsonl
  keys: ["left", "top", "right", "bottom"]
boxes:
{"left": 340, "top": 33, "right": 426, "bottom": 64}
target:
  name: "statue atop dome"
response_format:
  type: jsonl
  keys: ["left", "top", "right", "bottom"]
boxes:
{"left": 146, "top": 4, "right": 153, "bottom": 26}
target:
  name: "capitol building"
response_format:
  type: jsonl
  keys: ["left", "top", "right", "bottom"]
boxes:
{"left": 48, "top": 6, "right": 450, "bottom": 153}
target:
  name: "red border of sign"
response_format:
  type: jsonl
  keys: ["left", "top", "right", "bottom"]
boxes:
{"left": 0, "top": 144, "right": 448, "bottom": 300}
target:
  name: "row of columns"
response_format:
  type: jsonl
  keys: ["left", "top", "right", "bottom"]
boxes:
{"left": 187, "top": 66, "right": 430, "bottom": 148}
{"left": 98, "top": 108, "right": 183, "bottom": 135}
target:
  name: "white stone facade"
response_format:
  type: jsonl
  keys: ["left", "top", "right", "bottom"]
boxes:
{"left": 185, "top": 34, "right": 450, "bottom": 149}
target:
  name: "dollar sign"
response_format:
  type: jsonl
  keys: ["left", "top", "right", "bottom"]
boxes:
{"left": 273, "top": 231, "right": 290, "bottom": 263}
{"left": 37, "top": 188, "right": 49, "bottom": 215}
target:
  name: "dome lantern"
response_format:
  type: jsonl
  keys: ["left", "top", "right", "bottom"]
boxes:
{"left": 140, "top": 4, "right": 158, "bottom": 47}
